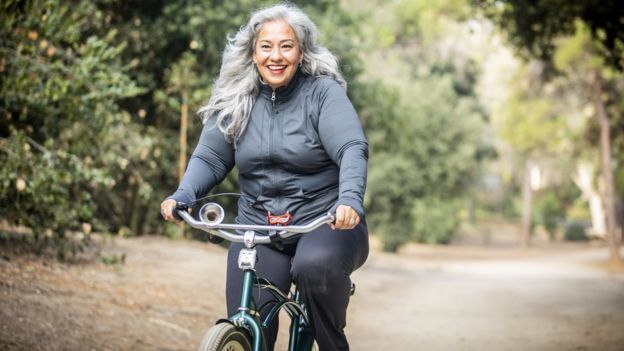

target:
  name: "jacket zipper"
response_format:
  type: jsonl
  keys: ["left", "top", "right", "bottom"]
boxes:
{"left": 270, "top": 89, "right": 282, "bottom": 212}
{"left": 271, "top": 90, "right": 276, "bottom": 110}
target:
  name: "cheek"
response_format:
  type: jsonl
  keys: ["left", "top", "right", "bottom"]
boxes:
{"left": 253, "top": 50, "right": 267, "bottom": 63}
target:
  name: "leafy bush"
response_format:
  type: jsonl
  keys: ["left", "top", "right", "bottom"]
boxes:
{"left": 563, "top": 221, "right": 588, "bottom": 241}
{"left": 533, "top": 191, "right": 564, "bottom": 240}
{"left": 411, "top": 198, "right": 460, "bottom": 244}
{"left": 1, "top": 0, "right": 142, "bottom": 257}
{"left": 364, "top": 72, "right": 487, "bottom": 251}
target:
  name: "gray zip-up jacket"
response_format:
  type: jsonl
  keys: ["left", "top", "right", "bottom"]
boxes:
{"left": 169, "top": 71, "right": 368, "bottom": 225}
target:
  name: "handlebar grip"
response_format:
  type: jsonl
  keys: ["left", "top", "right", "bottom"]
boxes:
{"left": 173, "top": 202, "right": 189, "bottom": 221}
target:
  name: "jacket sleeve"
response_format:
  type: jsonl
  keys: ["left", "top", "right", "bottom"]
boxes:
{"left": 317, "top": 80, "right": 369, "bottom": 216}
{"left": 168, "top": 117, "right": 235, "bottom": 205}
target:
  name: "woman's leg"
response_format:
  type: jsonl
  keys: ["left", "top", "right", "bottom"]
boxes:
{"left": 226, "top": 243, "right": 293, "bottom": 350}
{"left": 290, "top": 222, "right": 369, "bottom": 351}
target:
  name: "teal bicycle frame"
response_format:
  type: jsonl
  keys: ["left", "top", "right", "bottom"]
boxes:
{"left": 229, "top": 266, "right": 315, "bottom": 351}
{"left": 178, "top": 203, "right": 333, "bottom": 351}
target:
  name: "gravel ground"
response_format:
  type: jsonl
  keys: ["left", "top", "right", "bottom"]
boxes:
{"left": 1, "top": 233, "right": 623, "bottom": 351}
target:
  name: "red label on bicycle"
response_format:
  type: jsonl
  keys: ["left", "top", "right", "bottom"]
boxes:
{"left": 267, "top": 211, "right": 293, "bottom": 226}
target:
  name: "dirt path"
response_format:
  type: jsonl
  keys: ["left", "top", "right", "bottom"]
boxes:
{"left": 1, "top": 235, "right": 623, "bottom": 351}
{"left": 347, "top": 245, "right": 624, "bottom": 351}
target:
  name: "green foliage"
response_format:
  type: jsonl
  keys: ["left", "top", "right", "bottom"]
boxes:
{"left": 563, "top": 221, "right": 588, "bottom": 241}
{"left": 482, "top": 0, "right": 624, "bottom": 242}
{"left": 566, "top": 197, "right": 591, "bottom": 221}
{"left": 393, "top": 0, "right": 470, "bottom": 43}
{"left": 0, "top": 131, "right": 103, "bottom": 258}
{"left": 552, "top": 21, "right": 603, "bottom": 72}
{"left": 1, "top": 0, "right": 143, "bottom": 257}
{"left": 342, "top": 0, "right": 491, "bottom": 252}
{"left": 533, "top": 178, "right": 580, "bottom": 240}
{"left": 365, "top": 66, "right": 487, "bottom": 251}
{"left": 473, "top": 0, "right": 624, "bottom": 71}
{"left": 412, "top": 198, "right": 460, "bottom": 244}
{"left": 533, "top": 190, "right": 564, "bottom": 240}
{"left": 101, "top": 252, "right": 126, "bottom": 265}
{"left": 502, "top": 93, "right": 564, "bottom": 155}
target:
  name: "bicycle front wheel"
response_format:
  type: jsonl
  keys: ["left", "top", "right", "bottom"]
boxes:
{"left": 197, "top": 323, "right": 252, "bottom": 351}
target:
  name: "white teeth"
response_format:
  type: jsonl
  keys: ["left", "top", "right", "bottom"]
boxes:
{"left": 268, "top": 65, "right": 286, "bottom": 70}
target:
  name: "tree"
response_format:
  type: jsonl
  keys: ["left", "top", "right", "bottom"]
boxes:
{"left": 344, "top": 0, "right": 490, "bottom": 251}
{"left": 474, "top": 0, "right": 623, "bottom": 263}
{"left": 472, "top": 0, "right": 624, "bottom": 71}
{"left": 498, "top": 62, "right": 574, "bottom": 247}
{"left": 362, "top": 65, "right": 488, "bottom": 251}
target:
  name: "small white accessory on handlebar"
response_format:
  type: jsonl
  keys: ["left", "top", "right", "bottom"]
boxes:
{"left": 238, "top": 248, "right": 257, "bottom": 270}
{"left": 199, "top": 202, "right": 225, "bottom": 225}
{"left": 243, "top": 230, "right": 255, "bottom": 249}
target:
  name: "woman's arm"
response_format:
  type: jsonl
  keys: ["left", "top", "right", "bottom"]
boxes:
{"left": 168, "top": 117, "right": 236, "bottom": 205}
{"left": 317, "top": 80, "right": 368, "bottom": 222}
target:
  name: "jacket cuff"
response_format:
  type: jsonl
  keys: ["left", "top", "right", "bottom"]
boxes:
{"left": 167, "top": 189, "right": 195, "bottom": 206}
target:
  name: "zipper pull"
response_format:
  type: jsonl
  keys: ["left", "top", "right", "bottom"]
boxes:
{"left": 271, "top": 90, "right": 276, "bottom": 109}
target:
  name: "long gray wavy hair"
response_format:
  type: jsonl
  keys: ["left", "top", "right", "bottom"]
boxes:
{"left": 198, "top": 3, "right": 346, "bottom": 144}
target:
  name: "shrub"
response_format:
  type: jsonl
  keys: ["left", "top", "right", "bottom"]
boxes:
{"left": 534, "top": 191, "right": 564, "bottom": 240}
{"left": 411, "top": 198, "right": 460, "bottom": 245}
{"left": 563, "top": 221, "right": 588, "bottom": 241}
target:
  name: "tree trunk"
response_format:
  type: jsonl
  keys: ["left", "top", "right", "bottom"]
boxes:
{"left": 178, "top": 94, "right": 188, "bottom": 183}
{"left": 129, "top": 180, "right": 141, "bottom": 235}
{"left": 592, "top": 69, "right": 622, "bottom": 264}
{"left": 573, "top": 163, "right": 606, "bottom": 238}
{"left": 177, "top": 91, "right": 189, "bottom": 237}
{"left": 521, "top": 160, "right": 533, "bottom": 248}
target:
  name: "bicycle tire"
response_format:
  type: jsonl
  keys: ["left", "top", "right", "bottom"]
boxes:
{"left": 197, "top": 323, "right": 252, "bottom": 351}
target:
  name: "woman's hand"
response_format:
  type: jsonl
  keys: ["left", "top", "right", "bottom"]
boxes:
{"left": 331, "top": 204, "right": 360, "bottom": 230}
{"left": 160, "top": 199, "right": 179, "bottom": 222}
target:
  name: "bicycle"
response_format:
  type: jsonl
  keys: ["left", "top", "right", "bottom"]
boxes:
{"left": 175, "top": 202, "right": 335, "bottom": 351}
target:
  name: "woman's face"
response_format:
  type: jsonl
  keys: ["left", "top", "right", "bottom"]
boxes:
{"left": 253, "top": 20, "right": 303, "bottom": 90}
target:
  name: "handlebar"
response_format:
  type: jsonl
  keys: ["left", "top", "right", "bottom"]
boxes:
{"left": 175, "top": 202, "right": 335, "bottom": 245}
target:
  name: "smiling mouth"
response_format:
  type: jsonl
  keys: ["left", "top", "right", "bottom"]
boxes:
{"left": 267, "top": 65, "right": 287, "bottom": 73}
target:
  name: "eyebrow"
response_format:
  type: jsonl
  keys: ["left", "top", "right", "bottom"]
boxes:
{"left": 258, "top": 39, "right": 296, "bottom": 44}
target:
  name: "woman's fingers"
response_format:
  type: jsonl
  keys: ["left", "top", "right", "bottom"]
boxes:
{"left": 332, "top": 204, "right": 360, "bottom": 230}
{"left": 160, "top": 199, "right": 178, "bottom": 222}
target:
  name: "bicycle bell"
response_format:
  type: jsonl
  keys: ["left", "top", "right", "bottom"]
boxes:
{"left": 199, "top": 202, "right": 225, "bottom": 225}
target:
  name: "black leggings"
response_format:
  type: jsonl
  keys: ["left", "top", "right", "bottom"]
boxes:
{"left": 226, "top": 222, "right": 369, "bottom": 351}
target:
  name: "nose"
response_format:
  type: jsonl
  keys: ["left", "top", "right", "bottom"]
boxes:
{"left": 270, "top": 46, "right": 282, "bottom": 61}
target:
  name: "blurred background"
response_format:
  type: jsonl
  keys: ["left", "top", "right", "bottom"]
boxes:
{"left": 2, "top": 1, "right": 624, "bottom": 350}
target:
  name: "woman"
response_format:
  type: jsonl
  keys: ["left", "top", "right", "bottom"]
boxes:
{"left": 161, "top": 4, "right": 368, "bottom": 350}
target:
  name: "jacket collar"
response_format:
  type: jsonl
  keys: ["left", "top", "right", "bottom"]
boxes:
{"left": 259, "top": 69, "right": 304, "bottom": 102}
